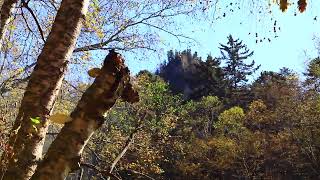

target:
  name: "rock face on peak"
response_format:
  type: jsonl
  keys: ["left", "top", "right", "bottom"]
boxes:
{"left": 156, "top": 50, "right": 200, "bottom": 100}
{"left": 157, "top": 49, "right": 224, "bottom": 100}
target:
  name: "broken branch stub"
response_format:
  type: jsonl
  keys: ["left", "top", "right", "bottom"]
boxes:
{"left": 31, "top": 50, "right": 139, "bottom": 180}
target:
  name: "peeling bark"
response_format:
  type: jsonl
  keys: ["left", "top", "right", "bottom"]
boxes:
{"left": 0, "top": 0, "right": 90, "bottom": 179}
{"left": 0, "top": 0, "right": 18, "bottom": 51}
{"left": 31, "top": 51, "right": 139, "bottom": 180}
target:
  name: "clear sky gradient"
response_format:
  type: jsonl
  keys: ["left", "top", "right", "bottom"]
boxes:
{"left": 125, "top": 1, "right": 320, "bottom": 78}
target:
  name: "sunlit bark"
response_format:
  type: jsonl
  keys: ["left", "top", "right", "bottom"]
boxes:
{"left": 31, "top": 51, "right": 139, "bottom": 180}
{"left": 0, "top": 0, "right": 18, "bottom": 51}
{"left": 0, "top": 0, "right": 89, "bottom": 179}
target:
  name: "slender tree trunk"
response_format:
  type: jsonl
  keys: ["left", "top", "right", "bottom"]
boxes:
{"left": 31, "top": 51, "right": 139, "bottom": 180}
{"left": 0, "top": 0, "right": 18, "bottom": 51}
{"left": 0, "top": 0, "right": 89, "bottom": 179}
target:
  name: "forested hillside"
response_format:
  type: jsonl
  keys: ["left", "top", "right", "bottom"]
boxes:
{"left": 0, "top": 0, "right": 319, "bottom": 179}
{"left": 1, "top": 45, "right": 320, "bottom": 179}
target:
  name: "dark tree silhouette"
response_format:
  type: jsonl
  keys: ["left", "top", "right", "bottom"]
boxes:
{"left": 219, "top": 35, "right": 260, "bottom": 107}
{"left": 157, "top": 49, "right": 225, "bottom": 100}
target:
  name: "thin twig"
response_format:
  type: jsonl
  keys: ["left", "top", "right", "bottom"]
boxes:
{"left": 125, "top": 169, "right": 155, "bottom": 180}
{"left": 86, "top": 145, "right": 102, "bottom": 161}
{"left": 63, "top": 80, "right": 85, "bottom": 94}
{"left": 108, "top": 130, "right": 136, "bottom": 176}
{"left": 80, "top": 163, "right": 121, "bottom": 180}
{"left": 78, "top": 168, "right": 84, "bottom": 180}
{"left": 140, "top": 22, "right": 197, "bottom": 45}
{"left": 21, "top": 0, "right": 46, "bottom": 43}
{"left": 73, "top": 6, "right": 194, "bottom": 53}
{"left": 46, "top": 132, "right": 59, "bottom": 136}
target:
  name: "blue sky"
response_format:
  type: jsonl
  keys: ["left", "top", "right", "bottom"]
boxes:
{"left": 125, "top": 1, "right": 320, "bottom": 79}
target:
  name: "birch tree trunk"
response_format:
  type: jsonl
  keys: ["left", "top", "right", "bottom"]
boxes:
{"left": 31, "top": 51, "right": 139, "bottom": 180}
{"left": 0, "top": 0, "right": 89, "bottom": 179}
{"left": 0, "top": 0, "right": 18, "bottom": 51}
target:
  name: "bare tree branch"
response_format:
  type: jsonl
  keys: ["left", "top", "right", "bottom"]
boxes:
{"left": 107, "top": 110, "right": 147, "bottom": 180}
{"left": 80, "top": 163, "right": 121, "bottom": 180}
{"left": 21, "top": 0, "right": 45, "bottom": 43}
{"left": 124, "top": 169, "right": 155, "bottom": 180}
{"left": 140, "top": 22, "right": 197, "bottom": 45}
{"left": 74, "top": 4, "right": 195, "bottom": 53}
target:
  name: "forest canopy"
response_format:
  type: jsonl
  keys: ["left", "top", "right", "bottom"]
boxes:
{"left": 0, "top": 0, "right": 319, "bottom": 179}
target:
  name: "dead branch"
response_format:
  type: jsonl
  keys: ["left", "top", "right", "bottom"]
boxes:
{"left": 80, "top": 163, "right": 121, "bottom": 180}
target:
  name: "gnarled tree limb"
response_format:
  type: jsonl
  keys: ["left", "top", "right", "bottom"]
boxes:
{"left": 31, "top": 50, "right": 139, "bottom": 180}
{"left": 0, "top": 0, "right": 90, "bottom": 178}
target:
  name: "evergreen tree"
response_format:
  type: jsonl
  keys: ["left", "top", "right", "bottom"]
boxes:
{"left": 219, "top": 35, "right": 260, "bottom": 107}
{"left": 193, "top": 55, "right": 225, "bottom": 99}
{"left": 220, "top": 35, "right": 260, "bottom": 91}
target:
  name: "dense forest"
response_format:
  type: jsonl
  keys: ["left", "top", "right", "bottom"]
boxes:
{"left": 0, "top": 0, "right": 319, "bottom": 179}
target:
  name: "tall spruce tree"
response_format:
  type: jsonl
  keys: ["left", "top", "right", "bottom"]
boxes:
{"left": 193, "top": 55, "right": 225, "bottom": 99}
{"left": 220, "top": 35, "right": 260, "bottom": 90}
{"left": 219, "top": 35, "right": 260, "bottom": 106}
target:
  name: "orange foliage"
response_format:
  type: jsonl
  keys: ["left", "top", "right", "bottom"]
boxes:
{"left": 280, "top": 0, "right": 288, "bottom": 12}
{"left": 298, "top": 0, "right": 307, "bottom": 13}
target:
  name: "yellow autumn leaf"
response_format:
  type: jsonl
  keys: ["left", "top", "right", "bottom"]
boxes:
{"left": 49, "top": 113, "right": 72, "bottom": 124}
{"left": 87, "top": 68, "right": 101, "bottom": 78}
